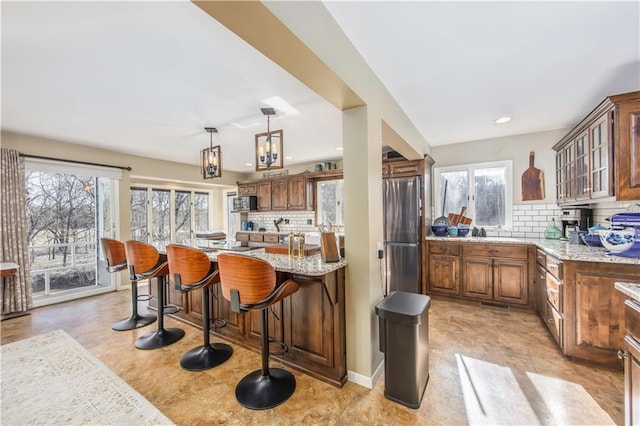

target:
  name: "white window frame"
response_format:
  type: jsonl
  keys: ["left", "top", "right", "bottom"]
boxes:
{"left": 129, "top": 183, "right": 214, "bottom": 246}
{"left": 433, "top": 160, "right": 513, "bottom": 229}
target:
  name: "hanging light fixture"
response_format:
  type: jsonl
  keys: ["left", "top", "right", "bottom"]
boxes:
{"left": 255, "top": 107, "right": 284, "bottom": 171}
{"left": 201, "top": 127, "right": 222, "bottom": 179}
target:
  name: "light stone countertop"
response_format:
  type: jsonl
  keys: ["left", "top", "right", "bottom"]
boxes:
{"left": 426, "top": 236, "right": 640, "bottom": 265}
{"left": 206, "top": 249, "right": 347, "bottom": 277}
{"left": 615, "top": 282, "right": 640, "bottom": 303}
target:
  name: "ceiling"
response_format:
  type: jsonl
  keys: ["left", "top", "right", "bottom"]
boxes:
{"left": 2, "top": 1, "right": 639, "bottom": 174}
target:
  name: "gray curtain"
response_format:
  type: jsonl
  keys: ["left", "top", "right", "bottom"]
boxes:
{"left": 1, "top": 148, "right": 32, "bottom": 314}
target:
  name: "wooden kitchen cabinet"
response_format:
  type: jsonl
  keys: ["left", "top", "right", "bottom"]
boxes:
{"left": 283, "top": 271, "right": 346, "bottom": 385}
{"left": 237, "top": 183, "right": 257, "bottom": 196}
{"left": 271, "top": 179, "right": 288, "bottom": 211}
{"left": 426, "top": 241, "right": 531, "bottom": 307}
{"left": 611, "top": 90, "right": 640, "bottom": 200}
{"left": 461, "top": 244, "right": 529, "bottom": 306}
{"left": 554, "top": 90, "right": 639, "bottom": 204}
{"left": 562, "top": 260, "right": 638, "bottom": 369}
{"left": 287, "top": 175, "right": 307, "bottom": 210}
{"left": 623, "top": 299, "right": 640, "bottom": 425}
{"left": 427, "top": 242, "right": 460, "bottom": 296}
{"left": 257, "top": 181, "right": 272, "bottom": 211}
{"left": 270, "top": 176, "right": 309, "bottom": 211}
{"left": 388, "top": 160, "right": 422, "bottom": 178}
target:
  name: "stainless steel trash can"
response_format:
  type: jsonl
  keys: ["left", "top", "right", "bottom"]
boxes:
{"left": 375, "top": 291, "right": 431, "bottom": 409}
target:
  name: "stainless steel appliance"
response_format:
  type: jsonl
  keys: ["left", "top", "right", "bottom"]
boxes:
{"left": 560, "top": 208, "right": 591, "bottom": 240}
{"left": 384, "top": 176, "right": 421, "bottom": 294}
{"left": 233, "top": 196, "right": 257, "bottom": 212}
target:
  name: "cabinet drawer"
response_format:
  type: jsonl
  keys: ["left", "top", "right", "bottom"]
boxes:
{"left": 546, "top": 272, "right": 562, "bottom": 312}
{"left": 249, "top": 234, "right": 264, "bottom": 242}
{"left": 263, "top": 234, "right": 279, "bottom": 243}
{"left": 236, "top": 232, "right": 249, "bottom": 242}
{"left": 545, "top": 255, "right": 563, "bottom": 281}
{"left": 429, "top": 242, "right": 460, "bottom": 256}
{"left": 462, "top": 244, "right": 528, "bottom": 259}
{"left": 536, "top": 249, "right": 546, "bottom": 268}
{"left": 626, "top": 299, "right": 640, "bottom": 341}
{"left": 545, "top": 300, "right": 563, "bottom": 348}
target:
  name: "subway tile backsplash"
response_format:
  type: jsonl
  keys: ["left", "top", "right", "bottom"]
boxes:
{"left": 246, "top": 211, "right": 316, "bottom": 233}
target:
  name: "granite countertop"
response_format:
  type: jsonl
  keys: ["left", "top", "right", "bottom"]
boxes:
{"left": 206, "top": 249, "right": 347, "bottom": 277}
{"left": 615, "top": 282, "right": 640, "bottom": 303}
{"left": 426, "top": 236, "right": 640, "bottom": 265}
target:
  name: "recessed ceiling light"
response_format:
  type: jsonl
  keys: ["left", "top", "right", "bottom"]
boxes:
{"left": 285, "top": 156, "right": 293, "bottom": 160}
{"left": 245, "top": 163, "right": 253, "bottom": 167}
{"left": 494, "top": 116, "right": 512, "bottom": 124}
{"left": 336, "top": 147, "right": 344, "bottom": 151}
{"left": 262, "top": 96, "right": 299, "bottom": 116}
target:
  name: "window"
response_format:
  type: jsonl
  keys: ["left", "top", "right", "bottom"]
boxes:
{"left": 316, "top": 179, "right": 344, "bottom": 227}
{"left": 434, "top": 160, "right": 512, "bottom": 229}
{"left": 25, "top": 158, "right": 121, "bottom": 306}
{"left": 130, "top": 187, "right": 147, "bottom": 241}
{"left": 130, "top": 186, "right": 212, "bottom": 247}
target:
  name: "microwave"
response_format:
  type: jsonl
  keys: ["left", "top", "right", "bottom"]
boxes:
{"left": 233, "top": 196, "right": 257, "bottom": 212}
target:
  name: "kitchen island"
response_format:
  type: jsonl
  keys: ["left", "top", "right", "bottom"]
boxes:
{"left": 426, "top": 236, "right": 640, "bottom": 370}
{"left": 149, "top": 248, "right": 348, "bottom": 387}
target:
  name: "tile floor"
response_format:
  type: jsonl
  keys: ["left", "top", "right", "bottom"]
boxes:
{"left": 1, "top": 290, "right": 623, "bottom": 425}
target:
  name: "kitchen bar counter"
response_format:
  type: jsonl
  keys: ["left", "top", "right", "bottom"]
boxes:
{"left": 426, "top": 236, "right": 640, "bottom": 265}
{"left": 205, "top": 249, "right": 347, "bottom": 277}
{"left": 153, "top": 245, "right": 348, "bottom": 387}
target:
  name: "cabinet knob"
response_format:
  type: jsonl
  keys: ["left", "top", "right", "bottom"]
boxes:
{"left": 548, "top": 318, "right": 554, "bottom": 324}
{"left": 617, "top": 350, "right": 627, "bottom": 360}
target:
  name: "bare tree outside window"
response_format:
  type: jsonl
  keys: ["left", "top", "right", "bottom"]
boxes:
{"left": 26, "top": 171, "right": 97, "bottom": 293}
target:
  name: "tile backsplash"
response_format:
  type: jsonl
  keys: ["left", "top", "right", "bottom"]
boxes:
{"left": 440, "top": 199, "right": 640, "bottom": 239}
{"left": 246, "top": 211, "right": 316, "bottom": 233}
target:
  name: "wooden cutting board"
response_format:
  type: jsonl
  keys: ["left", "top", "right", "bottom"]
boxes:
{"left": 264, "top": 244, "right": 321, "bottom": 256}
{"left": 521, "top": 151, "right": 545, "bottom": 201}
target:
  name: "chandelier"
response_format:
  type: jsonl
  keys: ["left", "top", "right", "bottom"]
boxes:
{"left": 201, "top": 127, "right": 221, "bottom": 179}
{"left": 255, "top": 107, "right": 283, "bottom": 171}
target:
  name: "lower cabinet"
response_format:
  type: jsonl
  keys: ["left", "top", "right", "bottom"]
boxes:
{"left": 563, "top": 261, "right": 638, "bottom": 369}
{"left": 426, "top": 241, "right": 531, "bottom": 307}
{"left": 427, "top": 242, "right": 461, "bottom": 296}
{"left": 622, "top": 298, "right": 640, "bottom": 425}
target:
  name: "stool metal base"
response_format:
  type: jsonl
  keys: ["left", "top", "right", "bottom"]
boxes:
{"left": 180, "top": 343, "right": 233, "bottom": 371}
{"left": 135, "top": 328, "right": 184, "bottom": 350}
{"left": 235, "top": 368, "right": 296, "bottom": 410}
{"left": 111, "top": 313, "right": 156, "bottom": 331}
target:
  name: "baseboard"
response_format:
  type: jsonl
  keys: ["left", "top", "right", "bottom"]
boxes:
{"left": 347, "top": 360, "right": 384, "bottom": 389}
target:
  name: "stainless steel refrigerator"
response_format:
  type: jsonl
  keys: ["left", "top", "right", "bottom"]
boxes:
{"left": 384, "top": 176, "right": 421, "bottom": 294}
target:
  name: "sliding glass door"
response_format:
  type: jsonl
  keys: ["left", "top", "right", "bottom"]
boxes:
{"left": 25, "top": 159, "right": 121, "bottom": 306}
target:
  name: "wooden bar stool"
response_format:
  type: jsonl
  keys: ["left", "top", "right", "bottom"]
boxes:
{"left": 101, "top": 238, "right": 156, "bottom": 331}
{"left": 217, "top": 253, "right": 299, "bottom": 410}
{"left": 166, "top": 244, "right": 233, "bottom": 371}
{"left": 125, "top": 240, "right": 184, "bottom": 350}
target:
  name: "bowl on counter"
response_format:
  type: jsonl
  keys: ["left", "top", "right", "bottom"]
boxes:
{"left": 457, "top": 225, "right": 470, "bottom": 237}
{"left": 431, "top": 224, "right": 448, "bottom": 236}
{"left": 580, "top": 233, "right": 603, "bottom": 247}
{"left": 599, "top": 229, "right": 635, "bottom": 253}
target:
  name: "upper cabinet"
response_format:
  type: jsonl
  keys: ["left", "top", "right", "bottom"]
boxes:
{"left": 554, "top": 90, "right": 640, "bottom": 204}
{"left": 237, "top": 175, "right": 313, "bottom": 212}
{"left": 610, "top": 91, "right": 640, "bottom": 200}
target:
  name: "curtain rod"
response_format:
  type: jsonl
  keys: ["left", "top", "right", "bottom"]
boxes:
{"left": 20, "top": 154, "right": 132, "bottom": 171}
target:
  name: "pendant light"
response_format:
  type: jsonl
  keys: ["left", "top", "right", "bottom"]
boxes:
{"left": 255, "top": 107, "right": 283, "bottom": 171}
{"left": 201, "top": 127, "right": 222, "bottom": 179}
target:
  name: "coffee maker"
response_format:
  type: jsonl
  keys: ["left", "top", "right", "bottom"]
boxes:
{"left": 560, "top": 208, "right": 592, "bottom": 240}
